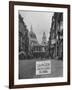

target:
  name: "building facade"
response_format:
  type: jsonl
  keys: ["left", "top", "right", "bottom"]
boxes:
{"left": 48, "top": 13, "right": 63, "bottom": 60}
{"left": 19, "top": 14, "right": 29, "bottom": 59}
{"left": 30, "top": 31, "right": 48, "bottom": 59}
{"left": 28, "top": 25, "right": 39, "bottom": 46}
{"left": 32, "top": 44, "right": 48, "bottom": 59}
{"left": 28, "top": 25, "right": 39, "bottom": 58}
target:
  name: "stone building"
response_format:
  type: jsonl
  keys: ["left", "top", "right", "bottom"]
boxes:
{"left": 28, "top": 25, "right": 39, "bottom": 47}
{"left": 31, "top": 31, "right": 48, "bottom": 59}
{"left": 41, "top": 32, "right": 47, "bottom": 45}
{"left": 28, "top": 25, "right": 39, "bottom": 58}
{"left": 48, "top": 13, "right": 63, "bottom": 60}
{"left": 19, "top": 14, "right": 29, "bottom": 59}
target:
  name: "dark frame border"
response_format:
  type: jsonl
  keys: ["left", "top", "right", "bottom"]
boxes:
{"left": 9, "top": 1, "right": 70, "bottom": 89}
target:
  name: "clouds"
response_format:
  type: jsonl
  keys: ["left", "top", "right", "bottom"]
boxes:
{"left": 19, "top": 10, "right": 54, "bottom": 43}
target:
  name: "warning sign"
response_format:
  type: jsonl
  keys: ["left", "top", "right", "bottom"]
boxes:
{"left": 36, "top": 60, "right": 51, "bottom": 75}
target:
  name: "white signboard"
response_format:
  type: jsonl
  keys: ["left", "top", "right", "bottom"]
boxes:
{"left": 36, "top": 60, "right": 51, "bottom": 75}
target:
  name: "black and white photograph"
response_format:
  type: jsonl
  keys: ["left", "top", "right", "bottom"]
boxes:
{"left": 19, "top": 11, "right": 63, "bottom": 79}
{"left": 9, "top": 1, "right": 70, "bottom": 88}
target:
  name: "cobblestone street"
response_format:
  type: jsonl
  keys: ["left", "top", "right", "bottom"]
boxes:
{"left": 19, "top": 59, "right": 63, "bottom": 79}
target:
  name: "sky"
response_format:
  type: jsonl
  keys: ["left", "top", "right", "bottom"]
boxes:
{"left": 19, "top": 10, "right": 54, "bottom": 43}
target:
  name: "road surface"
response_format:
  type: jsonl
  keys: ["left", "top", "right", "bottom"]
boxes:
{"left": 19, "top": 59, "right": 63, "bottom": 79}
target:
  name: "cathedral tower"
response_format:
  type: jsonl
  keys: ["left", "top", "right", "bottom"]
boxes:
{"left": 41, "top": 32, "right": 47, "bottom": 45}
